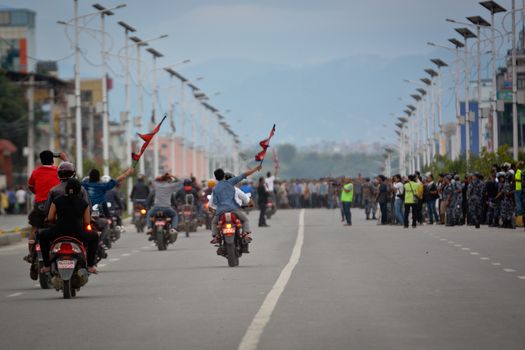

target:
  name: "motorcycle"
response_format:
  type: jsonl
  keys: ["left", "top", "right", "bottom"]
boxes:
{"left": 107, "top": 202, "right": 124, "bottom": 243}
{"left": 28, "top": 239, "right": 52, "bottom": 289}
{"left": 266, "top": 199, "right": 276, "bottom": 219}
{"left": 48, "top": 236, "right": 90, "bottom": 299}
{"left": 91, "top": 204, "right": 108, "bottom": 262}
{"left": 178, "top": 194, "right": 198, "bottom": 237}
{"left": 215, "top": 212, "right": 249, "bottom": 267}
{"left": 152, "top": 211, "right": 178, "bottom": 251}
{"left": 133, "top": 201, "right": 147, "bottom": 233}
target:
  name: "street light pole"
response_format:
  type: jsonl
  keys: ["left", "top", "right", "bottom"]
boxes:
{"left": 146, "top": 48, "right": 163, "bottom": 177}
{"left": 512, "top": 0, "right": 519, "bottom": 160}
{"left": 92, "top": 4, "right": 115, "bottom": 176}
{"left": 455, "top": 28, "right": 476, "bottom": 169}
{"left": 117, "top": 21, "right": 136, "bottom": 215}
{"left": 74, "top": 0, "right": 83, "bottom": 176}
{"left": 480, "top": 1, "right": 506, "bottom": 152}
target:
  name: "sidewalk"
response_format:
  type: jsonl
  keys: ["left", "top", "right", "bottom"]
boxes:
{"left": 0, "top": 215, "right": 29, "bottom": 233}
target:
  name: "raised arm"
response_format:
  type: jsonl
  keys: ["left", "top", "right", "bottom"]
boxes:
{"left": 116, "top": 167, "right": 135, "bottom": 183}
{"left": 242, "top": 164, "right": 262, "bottom": 178}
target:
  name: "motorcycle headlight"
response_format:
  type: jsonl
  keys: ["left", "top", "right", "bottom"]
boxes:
{"left": 140, "top": 209, "right": 147, "bottom": 215}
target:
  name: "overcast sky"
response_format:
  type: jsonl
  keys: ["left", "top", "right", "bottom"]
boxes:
{"left": 0, "top": 0, "right": 514, "bottom": 147}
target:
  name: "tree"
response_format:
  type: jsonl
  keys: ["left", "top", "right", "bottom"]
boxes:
{"left": 0, "top": 71, "right": 27, "bottom": 172}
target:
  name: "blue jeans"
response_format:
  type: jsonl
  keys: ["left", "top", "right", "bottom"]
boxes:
{"left": 427, "top": 199, "right": 439, "bottom": 223}
{"left": 514, "top": 190, "right": 523, "bottom": 216}
{"left": 394, "top": 198, "right": 404, "bottom": 225}
{"left": 342, "top": 201, "right": 352, "bottom": 224}
{"left": 147, "top": 206, "right": 178, "bottom": 229}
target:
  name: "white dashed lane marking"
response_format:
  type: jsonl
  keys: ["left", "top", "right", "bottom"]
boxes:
{"left": 454, "top": 244, "right": 462, "bottom": 247}
{"left": 480, "top": 257, "right": 490, "bottom": 260}
{"left": 503, "top": 269, "right": 516, "bottom": 273}
{"left": 462, "top": 248, "right": 470, "bottom": 251}
{"left": 121, "top": 253, "right": 131, "bottom": 257}
{"left": 98, "top": 263, "right": 107, "bottom": 267}
{"left": 470, "top": 252, "right": 480, "bottom": 255}
{"left": 518, "top": 276, "right": 525, "bottom": 280}
{"left": 7, "top": 292, "right": 24, "bottom": 297}
{"left": 492, "top": 262, "right": 502, "bottom": 266}
{"left": 109, "top": 258, "right": 120, "bottom": 262}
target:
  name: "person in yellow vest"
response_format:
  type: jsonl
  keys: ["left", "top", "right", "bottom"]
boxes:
{"left": 514, "top": 161, "right": 523, "bottom": 222}
{"left": 404, "top": 174, "right": 419, "bottom": 228}
{"left": 340, "top": 177, "right": 353, "bottom": 226}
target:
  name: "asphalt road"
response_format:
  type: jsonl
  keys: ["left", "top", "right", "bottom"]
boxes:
{"left": 1, "top": 208, "right": 525, "bottom": 350}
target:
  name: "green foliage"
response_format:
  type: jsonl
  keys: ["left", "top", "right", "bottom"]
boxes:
{"left": 0, "top": 71, "right": 27, "bottom": 170}
{"left": 423, "top": 146, "right": 516, "bottom": 178}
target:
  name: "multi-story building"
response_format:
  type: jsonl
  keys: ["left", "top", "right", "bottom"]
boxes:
{"left": 0, "top": 7, "right": 36, "bottom": 73}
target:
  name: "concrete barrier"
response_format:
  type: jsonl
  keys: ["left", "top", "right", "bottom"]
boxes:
{"left": 0, "top": 232, "right": 22, "bottom": 246}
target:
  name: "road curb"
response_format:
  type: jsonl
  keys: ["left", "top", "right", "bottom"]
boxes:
{"left": 0, "top": 232, "right": 22, "bottom": 246}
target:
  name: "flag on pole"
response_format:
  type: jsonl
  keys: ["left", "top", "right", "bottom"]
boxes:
{"left": 272, "top": 148, "right": 279, "bottom": 176}
{"left": 131, "top": 115, "right": 167, "bottom": 163}
{"left": 255, "top": 124, "right": 276, "bottom": 162}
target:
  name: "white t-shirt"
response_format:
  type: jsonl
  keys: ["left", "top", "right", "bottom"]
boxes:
{"left": 209, "top": 188, "right": 251, "bottom": 210}
{"left": 16, "top": 189, "right": 26, "bottom": 204}
{"left": 394, "top": 182, "right": 404, "bottom": 197}
{"left": 265, "top": 176, "right": 275, "bottom": 192}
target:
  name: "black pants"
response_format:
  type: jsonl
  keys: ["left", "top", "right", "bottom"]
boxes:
{"left": 404, "top": 204, "right": 417, "bottom": 228}
{"left": 258, "top": 202, "right": 267, "bottom": 226}
{"left": 379, "top": 202, "right": 388, "bottom": 224}
{"left": 39, "top": 227, "right": 99, "bottom": 267}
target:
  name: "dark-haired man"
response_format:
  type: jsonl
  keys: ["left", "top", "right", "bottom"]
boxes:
{"left": 25, "top": 150, "right": 68, "bottom": 265}
{"left": 210, "top": 164, "right": 262, "bottom": 243}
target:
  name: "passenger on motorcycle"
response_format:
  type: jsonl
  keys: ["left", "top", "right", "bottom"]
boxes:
{"left": 81, "top": 167, "right": 134, "bottom": 217}
{"left": 146, "top": 173, "right": 179, "bottom": 235}
{"left": 210, "top": 165, "right": 262, "bottom": 244}
{"left": 25, "top": 150, "right": 68, "bottom": 261}
{"left": 39, "top": 178, "right": 99, "bottom": 274}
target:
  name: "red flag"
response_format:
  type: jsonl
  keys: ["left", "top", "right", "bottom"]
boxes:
{"left": 255, "top": 124, "right": 276, "bottom": 162}
{"left": 132, "top": 115, "right": 167, "bottom": 162}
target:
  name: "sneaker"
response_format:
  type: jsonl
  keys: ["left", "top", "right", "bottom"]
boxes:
{"left": 23, "top": 254, "right": 33, "bottom": 264}
{"left": 210, "top": 236, "right": 220, "bottom": 244}
{"left": 243, "top": 233, "right": 253, "bottom": 243}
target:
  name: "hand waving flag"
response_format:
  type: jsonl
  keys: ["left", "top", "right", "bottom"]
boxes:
{"left": 255, "top": 124, "right": 276, "bottom": 162}
{"left": 132, "top": 115, "right": 167, "bottom": 164}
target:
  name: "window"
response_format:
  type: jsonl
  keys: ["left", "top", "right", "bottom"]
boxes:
{"left": 518, "top": 74, "right": 525, "bottom": 90}
{"left": 10, "top": 11, "right": 28, "bottom": 26}
{"left": 0, "top": 12, "right": 10, "bottom": 25}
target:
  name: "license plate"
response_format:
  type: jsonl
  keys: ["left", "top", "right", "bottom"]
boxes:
{"left": 57, "top": 260, "right": 75, "bottom": 269}
{"left": 184, "top": 211, "right": 192, "bottom": 215}
{"left": 155, "top": 220, "right": 166, "bottom": 226}
{"left": 223, "top": 227, "right": 236, "bottom": 234}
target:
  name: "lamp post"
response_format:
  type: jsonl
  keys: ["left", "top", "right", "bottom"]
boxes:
{"left": 416, "top": 88, "right": 429, "bottom": 165}
{"left": 410, "top": 94, "right": 423, "bottom": 169}
{"left": 422, "top": 74, "right": 436, "bottom": 160}
{"left": 146, "top": 47, "right": 163, "bottom": 177}
{"left": 430, "top": 59, "right": 448, "bottom": 156}
{"left": 129, "top": 34, "right": 167, "bottom": 175}
{"left": 512, "top": 0, "right": 519, "bottom": 160}
{"left": 455, "top": 27, "right": 477, "bottom": 169}
{"left": 117, "top": 20, "right": 136, "bottom": 215}
{"left": 466, "top": 16, "right": 491, "bottom": 154}
{"left": 480, "top": 1, "right": 507, "bottom": 152}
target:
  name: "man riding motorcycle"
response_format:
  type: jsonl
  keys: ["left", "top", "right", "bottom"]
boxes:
{"left": 39, "top": 178, "right": 99, "bottom": 274}
{"left": 131, "top": 174, "right": 150, "bottom": 207}
{"left": 104, "top": 179, "right": 125, "bottom": 227}
{"left": 210, "top": 164, "right": 262, "bottom": 244}
{"left": 174, "top": 179, "right": 200, "bottom": 208}
{"left": 25, "top": 150, "right": 68, "bottom": 264}
{"left": 146, "top": 173, "right": 179, "bottom": 237}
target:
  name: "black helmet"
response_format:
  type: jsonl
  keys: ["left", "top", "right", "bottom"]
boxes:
{"left": 58, "top": 162, "right": 76, "bottom": 180}
{"left": 183, "top": 178, "right": 192, "bottom": 186}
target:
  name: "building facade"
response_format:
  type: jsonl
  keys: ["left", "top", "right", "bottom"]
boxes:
{"left": 0, "top": 7, "right": 36, "bottom": 73}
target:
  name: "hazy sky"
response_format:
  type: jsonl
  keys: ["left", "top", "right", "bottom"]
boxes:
{"left": 0, "top": 0, "right": 512, "bottom": 147}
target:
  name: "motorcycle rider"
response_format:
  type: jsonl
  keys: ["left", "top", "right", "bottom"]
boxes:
{"left": 175, "top": 178, "right": 200, "bottom": 208}
{"left": 104, "top": 179, "right": 125, "bottom": 227}
{"left": 81, "top": 167, "right": 134, "bottom": 211}
{"left": 39, "top": 178, "right": 99, "bottom": 274}
{"left": 210, "top": 164, "right": 262, "bottom": 244}
{"left": 146, "top": 173, "right": 179, "bottom": 237}
{"left": 131, "top": 174, "right": 150, "bottom": 208}
{"left": 25, "top": 150, "right": 68, "bottom": 263}
{"left": 45, "top": 162, "right": 90, "bottom": 213}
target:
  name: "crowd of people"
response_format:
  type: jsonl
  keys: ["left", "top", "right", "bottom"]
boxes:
{"left": 0, "top": 186, "right": 29, "bottom": 215}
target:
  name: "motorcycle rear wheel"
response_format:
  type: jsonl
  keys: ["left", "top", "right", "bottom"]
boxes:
{"left": 226, "top": 242, "right": 239, "bottom": 267}
{"left": 156, "top": 230, "right": 167, "bottom": 251}
{"left": 63, "top": 280, "right": 72, "bottom": 299}
{"left": 38, "top": 263, "right": 51, "bottom": 289}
